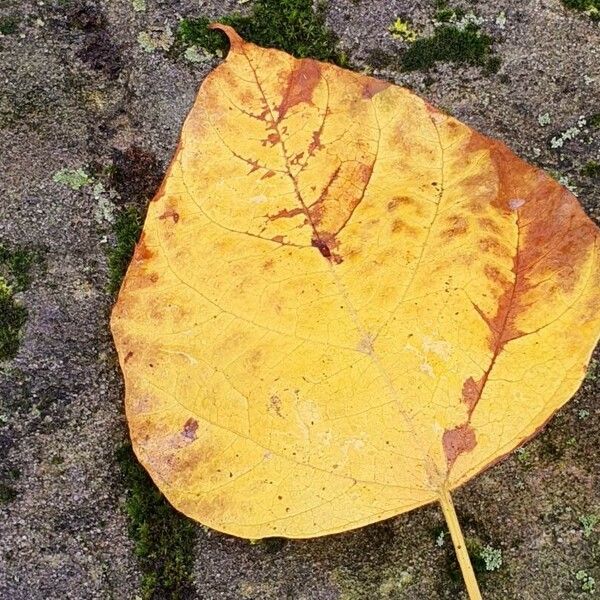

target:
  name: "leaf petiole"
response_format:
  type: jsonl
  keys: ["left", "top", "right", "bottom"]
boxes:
{"left": 439, "top": 487, "right": 483, "bottom": 600}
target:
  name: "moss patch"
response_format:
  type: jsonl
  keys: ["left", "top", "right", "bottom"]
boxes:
{"left": 0, "top": 245, "right": 37, "bottom": 294}
{"left": 435, "top": 7, "right": 466, "bottom": 23}
{"left": 581, "top": 160, "right": 600, "bottom": 178}
{"left": 0, "top": 283, "right": 28, "bottom": 363}
{"left": 0, "top": 244, "right": 38, "bottom": 362}
{"left": 107, "top": 206, "right": 142, "bottom": 295}
{"left": 588, "top": 113, "right": 600, "bottom": 128}
{"left": 401, "top": 23, "right": 497, "bottom": 72}
{"left": 0, "top": 481, "right": 18, "bottom": 505}
{"left": 177, "top": 16, "right": 227, "bottom": 55}
{"left": 0, "top": 16, "right": 19, "bottom": 35}
{"left": 177, "top": 0, "right": 346, "bottom": 65}
{"left": 562, "top": 0, "right": 600, "bottom": 20}
{"left": 116, "top": 443, "right": 197, "bottom": 600}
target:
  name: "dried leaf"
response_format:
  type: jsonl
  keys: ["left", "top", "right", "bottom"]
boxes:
{"left": 111, "top": 26, "right": 600, "bottom": 597}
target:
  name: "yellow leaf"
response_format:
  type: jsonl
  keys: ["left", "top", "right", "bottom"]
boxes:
{"left": 111, "top": 25, "right": 600, "bottom": 598}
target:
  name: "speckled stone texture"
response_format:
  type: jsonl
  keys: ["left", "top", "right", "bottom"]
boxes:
{"left": 0, "top": 1, "right": 598, "bottom": 598}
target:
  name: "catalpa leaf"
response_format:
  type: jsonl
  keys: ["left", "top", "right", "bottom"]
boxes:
{"left": 111, "top": 26, "right": 600, "bottom": 598}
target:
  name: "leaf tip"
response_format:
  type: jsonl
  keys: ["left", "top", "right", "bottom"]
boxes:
{"left": 209, "top": 23, "right": 244, "bottom": 52}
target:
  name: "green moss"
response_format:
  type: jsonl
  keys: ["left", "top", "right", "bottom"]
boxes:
{"left": 435, "top": 7, "right": 466, "bottom": 22}
{"left": 177, "top": 16, "right": 225, "bottom": 54}
{"left": 0, "top": 244, "right": 38, "bottom": 362}
{"left": 444, "top": 536, "right": 503, "bottom": 583}
{"left": 0, "top": 481, "right": 18, "bottom": 504}
{"left": 116, "top": 443, "right": 197, "bottom": 600}
{"left": 0, "top": 467, "right": 20, "bottom": 504}
{"left": 484, "top": 55, "right": 502, "bottom": 74}
{"left": 0, "top": 283, "right": 27, "bottom": 362}
{"left": 177, "top": 0, "right": 346, "bottom": 65}
{"left": 0, "top": 16, "right": 19, "bottom": 35}
{"left": 401, "top": 23, "right": 497, "bottom": 72}
{"left": 516, "top": 446, "right": 532, "bottom": 465}
{"left": 581, "top": 160, "right": 600, "bottom": 178}
{"left": 588, "top": 113, "right": 600, "bottom": 128}
{"left": 465, "top": 538, "right": 488, "bottom": 575}
{"left": 562, "top": 0, "right": 600, "bottom": 20}
{"left": 0, "top": 245, "right": 37, "bottom": 293}
{"left": 107, "top": 207, "right": 142, "bottom": 295}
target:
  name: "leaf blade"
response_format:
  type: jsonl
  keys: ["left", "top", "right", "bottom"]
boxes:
{"left": 111, "top": 27, "right": 600, "bottom": 545}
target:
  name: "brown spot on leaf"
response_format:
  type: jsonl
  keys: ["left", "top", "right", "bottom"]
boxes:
{"left": 134, "top": 235, "right": 153, "bottom": 261}
{"left": 478, "top": 237, "right": 506, "bottom": 256}
{"left": 388, "top": 196, "right": 420, "bottom": 215}
{"left": 310, "top": 165, "right": 342, "bottom": 227}
{"left": 277, "top": 59, "right": 321, "bottom": 122}
{"left": 290, "top": 152, "right": 305, "bottom": 165}
{"left": 248, "top": 348, "right": 264, "bottom": 369}
{"left": 478, "top": 217, "right": 502, "bottom": 235}
{"left": 189, "top": 493, "right": 226, "bottom": 522}
{"left": 261, "top": 133, "right": 376, "bottom": 261}
{"left": 387, "top": 196, "right": 412, "bottom": 213}
{"left": 467, "top": 199, "right": 485, "bottom": 214}
{"left": 182, "top": 418, "right": 198, "bottom": 441}
{"left": 269, "top": 395, "right": 283, "bottom": 417}
{"left": 466, "top": 131, "right": 596, "bottom": 294}
{"left": 461, "top": 377, "right": 481, "bottom": 413}
{"left": 264, "top": 132, "right": 280, "bottom": 146}
{"left": 248, "top": 160, "right": 261, "bottom": 174}
{"left": 457, "top": 133, "right": 597, "bottom": 426}
{"left": 440, "top": 216, "right": 468, "bottom": 239}
{"left": 268, "top": 206, "right": 305, "bottom": 222}
{"left": 159, "top": 208, "right": 179, "bottom": 223}
{"left": 443, "top": 423, "right": 476, "bottom": 467}
{"left": 312, "top": 237, "right": 331, "bottom": 258}
{"left": 308, "top": 129, "right": 324, "bottom": 156}
{"left": 387, "top": 198, "right": 401, "bottom": 211}
{"left": 391, "top": 219, "right": 406, "bottom": 233}
{"left": 362, "top": 77, "right": 390, "bottom": 99}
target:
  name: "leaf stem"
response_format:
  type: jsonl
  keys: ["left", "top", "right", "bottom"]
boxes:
{"left": 438, "top": 487, "right": 483, "bottom": 600}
